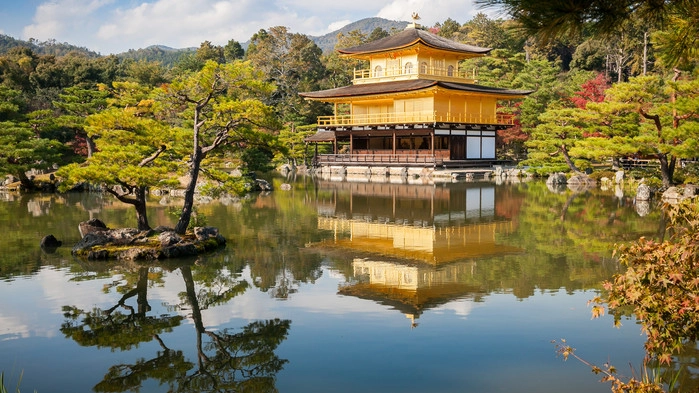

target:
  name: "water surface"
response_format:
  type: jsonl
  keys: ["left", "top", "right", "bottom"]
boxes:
{"left": 0, "top": 178, "right": 669, "bottom": 392}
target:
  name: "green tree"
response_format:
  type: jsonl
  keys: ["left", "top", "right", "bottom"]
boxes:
{"left": 321, "top": 30, "right": 369, "bottom": 89}
{"left": 161, "top": 60, "right": 278, "bottom": 234}
{"left": 0, "top": 120, "right": 65, "bottom": 189}
{"left": 53, "top": 85, "right": 109, "bottom": 157}
{"left": 461, "top": 13, "right": 508, "bottom": 49}
{"left": 477, "top": 0, "right": 696, "bottom": 69}
{"left": 246, "top": 26, "right": 327, "bottom": 124}
{"left": 195, "top": 41, "right": 224, "bottom": 64}
{"left": 275, "top": 124, "right": 317, "bottom": 166}
{"left": 223, "top": 39, "right": 244, "bottom": 62}
{"left": 367, "top": 27, "right": 390, "bottom": 42}
{"left": 651, "top": 1, "right": 699, "bottom": 70}
{"left": 0, "top": 85, "right": 25, "bottom": 120}
{"left": 436, "top": 18, "right": 460, "bottom": 39}
{"left": 57, "top": 82, "right": 182, "bottom": 230}
{"left": 121, "top": 59, "right": 168, "bottom": 87}
{"left": 511, "top": 58, "right": 566, "bottom": 131}
{"left": 586, "top": 73, "right": 699, "bottom": 187}
{"left": 525, "top": 107, "right": 591, "bottom": 173}
{"left": 570, "top": 39, "right": 608, "bottom": 73}
{"left": 0, "top": 47, "right": 40, "bottom": 92}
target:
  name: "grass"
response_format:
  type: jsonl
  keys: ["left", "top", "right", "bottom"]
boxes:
{"left": 0, "top": 371, "right": 22, "bottom": 393}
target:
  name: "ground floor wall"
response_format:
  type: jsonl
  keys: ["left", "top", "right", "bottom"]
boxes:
{"left": 321, "top": 125, "right": 499, "bottom": 162}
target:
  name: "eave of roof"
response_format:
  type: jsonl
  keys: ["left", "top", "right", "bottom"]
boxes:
{"left": 304, "top": 130, "right": 336, "bottom": 142}
{"left": 337, "top": 27, "right": 491, "bottom": 57}
{"left": 299, "top": 79, "right": 533, "bottom": 100}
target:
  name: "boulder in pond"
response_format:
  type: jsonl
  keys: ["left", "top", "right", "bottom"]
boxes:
{"left": 546, "top": 173, "right": 567, "bottom": 185}
{"left": 79, "top": 218, "right": 108, "bottom": 237}
{"left": 661, "top": 186, "right": 683, "bottom": 203}
{"left": 636, "top": 184, "right": 652, "bottom": 201}
{"left": 40, "top": 234, "right": 62, "bottom": 251}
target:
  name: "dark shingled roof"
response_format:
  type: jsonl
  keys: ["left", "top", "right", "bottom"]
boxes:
{"left": 338, "top": 27, "right": 491, "bottom": 56}
{"left": 300, "top": 79, "right": 532, "bottom": 100}
{"left": 304, "top": 130, "right": 336, "bottom": 142}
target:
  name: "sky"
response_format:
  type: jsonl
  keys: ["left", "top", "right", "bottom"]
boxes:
{"left": 0, "top": 0, "right": 500, "bottom": 55}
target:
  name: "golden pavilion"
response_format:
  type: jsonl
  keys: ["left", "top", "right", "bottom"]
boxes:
{"left": 301, "top": 20, "right": 531, "bottom": 169}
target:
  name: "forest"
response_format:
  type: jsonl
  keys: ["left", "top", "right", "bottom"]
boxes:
{"left": 0, "top": 1, "right": 697, "bottom": 195}
{"left": 0, "top": 2, "right": 698, "bottom": 391}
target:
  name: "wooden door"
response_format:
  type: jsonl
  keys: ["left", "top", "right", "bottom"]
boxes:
{"left": 450, "top": 135, "right": 466, "bottom": 160}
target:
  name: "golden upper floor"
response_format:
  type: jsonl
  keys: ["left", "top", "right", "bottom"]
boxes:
{"left": 338, "top": 25, "right": 490, "bottom": 85}
{"left": 299, "top": 25, "right": 532, "bottom": 128}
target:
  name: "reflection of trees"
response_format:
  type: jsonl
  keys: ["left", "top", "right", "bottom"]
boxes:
{"left": 178, "top": 319, "right": 290, "bottom": 392}
{"left": 175, "top": 264, "right": 290, "bottom": 393}
{"left": 0, "top": 193, "right": 174, "bottom": 280}
{"left": 509, "top": 182, "right": 661, "bottom": 255}
{"left": 326, "top": 182, "right": 663, "bottom": 301}
{"left": 94, "top": 348, "right": 191, "bottom": 392}
{"left": 61, "top": 267, "right": 183, "bottom": 350}
{"left": 495, "top": 182, "right": 662, "bottom": 292}
{"left": 60, "top": 261, "right": 290, "bottom": 393}
{"left": 219, "top": 180, "right": 326, "bottom": 299}
{"left": 663, "top": 342, "right": 699, "bottom": 392}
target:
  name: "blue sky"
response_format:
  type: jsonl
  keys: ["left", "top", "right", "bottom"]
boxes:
{"left": 0, "top": 0, "right": 497, "bottom": 55}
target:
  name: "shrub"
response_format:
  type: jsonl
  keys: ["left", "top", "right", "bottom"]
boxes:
{"left": 591, "top": 197, "right": 699, "bottom": 365}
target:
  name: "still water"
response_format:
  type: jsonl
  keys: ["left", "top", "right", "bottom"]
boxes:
{"left": 0, "top": 177, "right": 670, "bottom": 392}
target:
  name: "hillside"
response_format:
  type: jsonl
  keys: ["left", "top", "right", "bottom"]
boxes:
{"left": 0, "top": 34, "right": 99, "bottom": 57}
{"left": 0, "top": 17, "right": 408, "bottom": 63}
{"left": 117, "top": 45, "right": 196, "bottom": 67}
{"left": 309, "top": 17, "right": 409, "bottom": 53}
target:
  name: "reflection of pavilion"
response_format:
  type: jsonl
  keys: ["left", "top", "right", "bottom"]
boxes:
{"left": 340, "top": 258, "right": 486, "bottom": 327}
{"left": 315, "top": 181, "right": 523, "bottom": 325}
{"left": 316, "top": 181, "right": 521, "bottom": 264}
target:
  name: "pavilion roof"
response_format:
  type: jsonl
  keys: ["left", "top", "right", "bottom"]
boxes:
{"left": 299, "top": 79, "right": 533, "bottom": 100}
{"left": 304, "top": 130, "right": 336, "bottom": 142}
{"left": 337, "top": 27, "right": 491, "bottom": 57}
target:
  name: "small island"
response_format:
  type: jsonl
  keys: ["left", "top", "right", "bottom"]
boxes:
{"left": 71, "top": 219, "right": 226, "bottom": 260}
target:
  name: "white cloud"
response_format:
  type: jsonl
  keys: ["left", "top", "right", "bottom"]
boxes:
{"left": 435, "top": 298, "right": 475, "bottom": 317}
{"left": 327, "top": 19, "right": 353, "bottom": 32}
{"left": 377, "top": 0, "right": 486, "bottom": 26}
{"left": 14, "top": 0, "right": 489, "bottom": 54}
{"left": 22, "top": 0, "right": 113, "bottom": 42}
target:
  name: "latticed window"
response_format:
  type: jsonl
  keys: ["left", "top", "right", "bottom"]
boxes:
{"left": 404, "top": 62, "right": 413, "bottom": 74}
{"left": 420, "top": 62, "right": 428, "bottom": 74}
{"left": 447, "top": 65, "right": 455, "bottom": 76}
{"left": 374, "top": 65, "right": 383, "bottom": 77}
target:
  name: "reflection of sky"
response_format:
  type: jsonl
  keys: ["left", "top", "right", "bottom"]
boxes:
{"left": 1, "top": 268, "right": 102, "bottom": 340}
{"left": 1, "top": 265, "right": 648, "bottom": 393}
{"left": 192, "top": 266, "right": 394, "bottom": 327}
{"left": 0, "top": 265, "right": 391, "bottom": 341}
{"left": 434, "top": 298, "right": 475, "bottom": 318}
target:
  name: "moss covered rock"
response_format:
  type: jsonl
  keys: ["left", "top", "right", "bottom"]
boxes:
{"left": 72, "top": 222, "right": 226, "bottom": 260}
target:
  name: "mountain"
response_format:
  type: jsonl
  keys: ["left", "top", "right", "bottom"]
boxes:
{"left": 0, "top": 34, "right": 99, "bottom": 57}
{"left": 308, "top": 17, "right": 409, "bottom": 53}
{"left": 0, "top": 17, "right": 408, "bottom": 63}
{"left": 117, "top": 45, "right": 196, "bottom": 67}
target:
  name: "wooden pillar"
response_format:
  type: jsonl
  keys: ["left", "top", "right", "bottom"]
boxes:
{"left": 392, "top": 131, "right": 396, "bottom": 156}
{"left": 431, "top": 131, "right": 435, "bottom": 156}
{"left": 479, "top": 97, "right": 483, "bottom": 124}
{"left": 349, "top": 133, "right": 353, "bottom": 154}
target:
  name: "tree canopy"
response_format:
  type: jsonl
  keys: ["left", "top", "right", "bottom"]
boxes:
{"left": 161, "top": 60, "right": 279, "bottom": 234}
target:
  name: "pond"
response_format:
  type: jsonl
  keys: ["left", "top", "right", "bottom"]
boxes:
{"left": 0, "top": 176, "right": 681, "bottom": 392}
